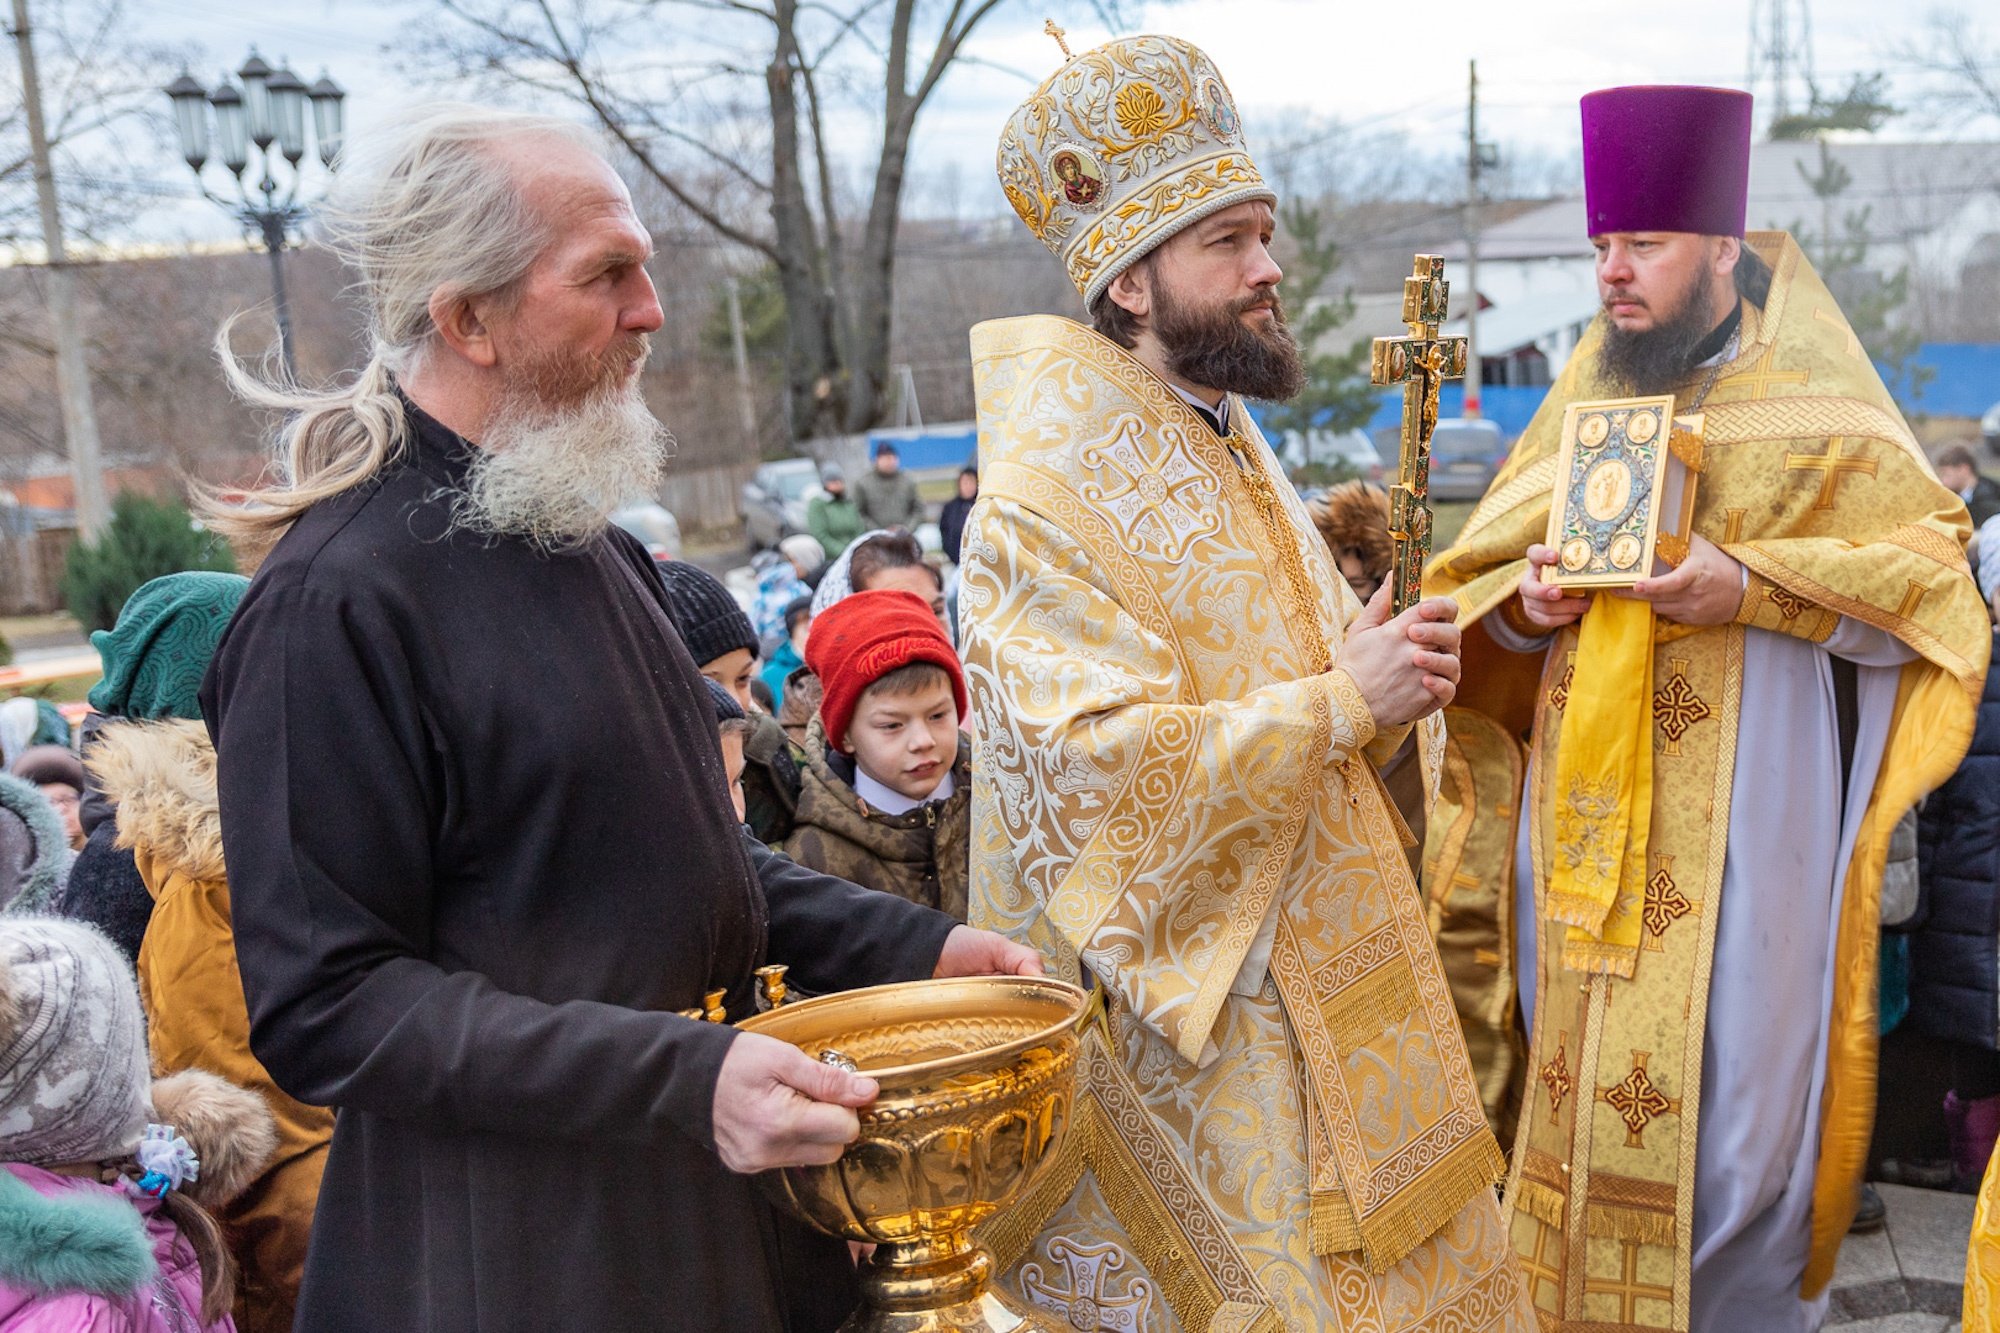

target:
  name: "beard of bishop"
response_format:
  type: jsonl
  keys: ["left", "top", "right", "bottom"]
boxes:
{"left": 1151, "top": 270, "right": 1308, "bottom": 404}
{"left": 1595, "top": 262, "right": 1731, "bottom": 397}
{"left": 452, "top": 334, "right": 675, "bottom": 553}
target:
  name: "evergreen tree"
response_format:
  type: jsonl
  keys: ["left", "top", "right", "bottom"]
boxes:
{"left": 1259, "top": 200, "right": 1381, "bottom": 480}
{"left": 1771, "top": 75, "right": 1929, "bottom": 403}
{"left": 61, "top": 493, "right": 235, "bottom": 633}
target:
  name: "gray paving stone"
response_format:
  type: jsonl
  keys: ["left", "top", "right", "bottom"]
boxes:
{"left": 1838, "top": 1226, "right": 1904, "bottom": 1287}
{"left": 1835, "top": 1314, "right": 1950, "bottom": 1332}
{"left": 1829, "top": 1277, "right": 1963, "bottom": 1323}
{"left": 1880, "top": 1183, "right": 1978, "bottom": 1285}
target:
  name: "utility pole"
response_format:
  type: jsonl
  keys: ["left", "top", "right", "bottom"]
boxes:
{"left": 724, "top": 274, "right": 760, "bottom": 456}
{"left": 10, "top": 0, "right": 107, "bottom": 539}
{"left": 1463, "top": 59, "right": 1482, "bottom": 420}
{"left": 1747, "top": 0, "right": 1816, "bottom": 133}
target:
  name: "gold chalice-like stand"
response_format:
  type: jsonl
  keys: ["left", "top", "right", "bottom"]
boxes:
{"left": 736, "top": 975, "right": 1087, "bottom": 1333}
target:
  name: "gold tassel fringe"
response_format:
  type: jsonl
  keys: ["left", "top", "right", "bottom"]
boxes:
{"left": 1559, "top": 936, "right": 1639, "bottom": 979}
{"left": 1355, "top": 1132, "right": 1508, "bottom": 1273}
{"left": 1585, "top": 1201, "right": 1677, "bottom": 1247}
{"left": 1308, "top": 1188, "right": 1362, "bottom": 1255}
{"left": 1322, "top": 967, "right": 1421, "bottom": 1054}
{"left": 1511, "top": 1176, "right": 1567, "bottom": 1229}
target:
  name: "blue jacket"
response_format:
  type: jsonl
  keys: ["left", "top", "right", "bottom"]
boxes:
{"left": 760, "top": 638, "right": 805, "bottom": 713}
{"left": 1912, "top": 631, "right": 2000, "bottom": 1049}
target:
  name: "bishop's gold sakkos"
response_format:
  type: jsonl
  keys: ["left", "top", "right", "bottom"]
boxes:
{"left": 1370, "top": 254, "right": 1468, "bottom": 615}
{"left": 1542, "top": 397, "right": 1707, "bottom": 590}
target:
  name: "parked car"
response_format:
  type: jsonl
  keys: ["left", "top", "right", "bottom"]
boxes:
{"left": 1425, "top": 418, "right": 1510, "bottom": 502}
{"left": 1278, "top": 428, "right": 1386, "bottom": 483}
{"left": 1982, "top": 398, "right": 1999, "bottom": 454}
{"left": 610, "top": 502, "right": 683, "bottom": 562}
{"left": 740, "top": 457, "right": 822, "bottom": 551}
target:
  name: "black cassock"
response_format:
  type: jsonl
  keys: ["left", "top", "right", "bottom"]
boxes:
{"left": 202, "top": 402, "right": 957, "bottom": 1331}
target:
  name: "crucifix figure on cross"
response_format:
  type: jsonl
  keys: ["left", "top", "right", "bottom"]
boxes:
{"left": 1371, "top": 254, "right": 1469, "bottom": 614}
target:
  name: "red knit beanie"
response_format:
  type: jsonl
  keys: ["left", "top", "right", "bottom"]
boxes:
{"left": 806, "top": 590, "right": 967, "bottom": 754}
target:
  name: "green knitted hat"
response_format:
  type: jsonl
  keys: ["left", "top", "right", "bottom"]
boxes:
{"left": 87, "top": 572, "right": 251, "bottom": 721}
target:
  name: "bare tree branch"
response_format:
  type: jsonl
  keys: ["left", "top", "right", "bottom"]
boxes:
{"left": 1894, "top": 9, "right": 2000, "bottom": 129}
{"left": 417, "top": 0, "right": 1014, "bottom": 438}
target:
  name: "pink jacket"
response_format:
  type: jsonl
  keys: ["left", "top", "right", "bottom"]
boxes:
{"left": 0, "top": 1163, "right": 228, "bottom": 1332}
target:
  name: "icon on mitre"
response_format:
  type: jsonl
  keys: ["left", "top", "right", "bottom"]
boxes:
{"left": 1542, "top": 395, "right": 1706, "bottom": 589}
{"left": 1049, "top": 146, "right": 1106, "bottom": 208}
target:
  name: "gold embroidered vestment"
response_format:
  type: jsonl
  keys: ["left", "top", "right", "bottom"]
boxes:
{"left": 1426, "top": 233, "right": 1990, "bottom": 1331}
{"left": 961, "top": 314, "right": 1533, "bottom": 1331}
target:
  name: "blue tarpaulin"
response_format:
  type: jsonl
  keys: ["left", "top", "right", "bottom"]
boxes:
{"left": 899, "top": 342, "right": 1996, "bottom": 470}
{"left": 1248, "top": 342, "right": 2000, "bottom": 445}
{"left": 1241, "top": 384, "right": 1553, "bottom": 444}
{"left": 865, "top": 425, "right": 979, "bottom": 472}
{"left": 1880, "top": 344, "right": 2000, "bottom": 418}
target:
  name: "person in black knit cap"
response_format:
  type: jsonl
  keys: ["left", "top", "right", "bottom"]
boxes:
{"left": 656, "top": 561, "right": 801, "bottom": 844}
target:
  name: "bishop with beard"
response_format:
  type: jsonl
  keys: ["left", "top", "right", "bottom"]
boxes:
{"left": 1427, "top": 86, "right": 1990, "bottom": 1331}
{"left": 958, "top": 33, "right": 1535, "bottom": 1332}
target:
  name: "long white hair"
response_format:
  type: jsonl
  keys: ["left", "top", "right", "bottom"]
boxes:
{"left": 201, "top": 104, "right": 598, "bottom": 550}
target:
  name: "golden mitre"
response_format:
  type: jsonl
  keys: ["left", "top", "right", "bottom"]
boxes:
{"left": 996, "top": 33, "right": 1274, "bottom": 308}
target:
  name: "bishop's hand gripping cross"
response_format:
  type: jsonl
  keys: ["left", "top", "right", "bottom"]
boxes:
{"left": 1370, "top": 255, "right": 1468, "bottom": 614}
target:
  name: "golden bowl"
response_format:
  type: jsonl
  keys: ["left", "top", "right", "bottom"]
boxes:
{"left": 736, "top": 974, "right": 1087, "bottom": 1333}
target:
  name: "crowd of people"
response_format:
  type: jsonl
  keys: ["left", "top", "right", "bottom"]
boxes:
{"left": 0, "top": 33, "right": 1997, "bottom": 1333}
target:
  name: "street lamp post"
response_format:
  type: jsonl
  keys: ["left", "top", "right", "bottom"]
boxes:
{"left": 164, "top": 51, "right": 344, "bottom": 379}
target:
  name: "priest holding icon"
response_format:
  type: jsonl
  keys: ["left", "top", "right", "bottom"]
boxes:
{"left": 1428, "top": 86, "right": 1989, "bottom": 1331}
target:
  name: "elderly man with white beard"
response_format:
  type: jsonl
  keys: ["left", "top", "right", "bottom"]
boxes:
{"left": 197, "top": 105, "right": 1039, "bottom": 1333}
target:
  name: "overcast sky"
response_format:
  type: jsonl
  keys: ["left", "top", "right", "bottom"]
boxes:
{"left": 113, "top": 0, "right": 1985, "bottom": 245}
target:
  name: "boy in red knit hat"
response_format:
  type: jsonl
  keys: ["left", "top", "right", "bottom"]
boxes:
{"left": 782, "top": 589, "right": 970, "bottom": 919}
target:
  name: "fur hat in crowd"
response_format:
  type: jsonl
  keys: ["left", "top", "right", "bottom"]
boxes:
{"left": 0, "top": 774, "right": 72, "bottom": 915}
{"left": 1307, "top": 481, "right": 1394, "bottom": 586}
{"left": 805, "top": 589, "right": 966, "bottom": 754}
{"left": 657, "top": 562, "right": 759, "bottom": 671}
{"left": 10, "top": 744, "right": 85, "bottom": 793}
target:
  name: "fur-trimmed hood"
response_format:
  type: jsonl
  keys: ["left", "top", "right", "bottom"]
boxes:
{"left": 0, "top": 1164, "right": 155, "bottom": 1299}
{"left": 85, "top": 720, "right": 222, "bottom": 886}
{"left": 0, "top": 773, "right": 71, "bottom": 915}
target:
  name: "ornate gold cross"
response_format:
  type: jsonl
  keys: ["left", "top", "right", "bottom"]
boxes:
{"left": 1371, "top": 254, "right": 1468, "bottom": 613}
{"left": 1733, "top": 346, "right": 1811, "bottom": 399}
{"left": 1583, "top": 1240, "right": 1675, "bottom": 1323}
{"left": 1043, "top": 19, "right": 1072, "bottom": 57}
{"left": 1784, "top": 435, "right": 1878, "bottom": 510}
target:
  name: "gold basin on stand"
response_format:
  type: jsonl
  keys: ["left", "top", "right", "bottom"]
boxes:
{"left": 736, "top": 974, "right": 1088, "bottom": 1333}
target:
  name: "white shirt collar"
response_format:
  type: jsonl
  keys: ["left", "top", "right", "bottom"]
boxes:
{"left": 1168, "top": 382, "right": 1230, "bottom": 432}
{"left": 854, "top": 765, "right": 954, "bottom": 817}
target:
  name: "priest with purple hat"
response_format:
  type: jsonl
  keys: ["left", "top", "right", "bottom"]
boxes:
{"left": 1429, "top": 86, "right": 1990, "bottom": 1331}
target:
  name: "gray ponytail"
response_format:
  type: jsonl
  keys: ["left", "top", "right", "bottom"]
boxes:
{"left": 200, "top": 103, "right": 597, "bottom": 551}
